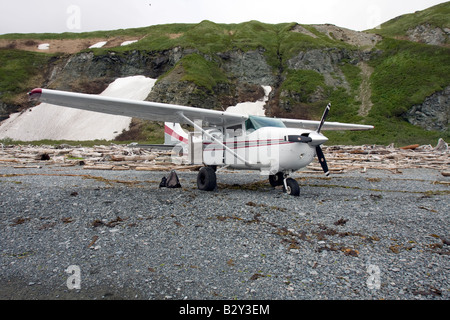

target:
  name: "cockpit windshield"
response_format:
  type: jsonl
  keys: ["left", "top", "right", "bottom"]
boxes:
{"left": 245, "top": 116, "right": 286, "bottom": 131}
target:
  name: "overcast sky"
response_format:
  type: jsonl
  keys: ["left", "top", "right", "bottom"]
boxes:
{"left": 0, "top": 0, "right": 447, "bottom": 35}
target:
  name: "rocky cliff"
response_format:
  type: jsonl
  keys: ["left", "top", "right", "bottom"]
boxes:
{"left": 405, "top": 85, "right": 449, "bottom": 131}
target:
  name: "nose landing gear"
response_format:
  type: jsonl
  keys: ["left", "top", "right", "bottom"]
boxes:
{"left": 283, "top": 177, "right": 300, "bottom": 196}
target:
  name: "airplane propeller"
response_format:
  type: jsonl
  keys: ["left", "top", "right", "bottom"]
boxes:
{"left": 315, "top": 103, "right": 331, "bottom": 176}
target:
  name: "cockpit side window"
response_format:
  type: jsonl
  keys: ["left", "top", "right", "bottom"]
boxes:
{"left": 226, "top": 124, "right": 244, "bottom": 137}
{"left": 245, "top": 116, "right": 286, "bottom": 130}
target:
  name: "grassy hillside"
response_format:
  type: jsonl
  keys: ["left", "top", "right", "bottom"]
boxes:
{"left": 173, "top": 53, "right": 229, "bottom": 92}
{"left": 0, "top": 50, "right": 55, "bottom": 105}
{"left": 0, "top": 3, "right": 449, "bottom": 146}
{"left": 326, "top": 36, "right": 450, "bottom": 146}
{"left": 367, "top": 1, "right": 450, "bottom": 39}
{"left": 370, "top": 39, "right": 449, "bottom": 117}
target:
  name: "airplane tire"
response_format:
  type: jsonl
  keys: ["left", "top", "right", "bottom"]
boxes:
{"left": 197, "top": 166, "right": 217, "bottom": 191}
{"left": 284, "top": 178, "right": 300, "bottom": 197}
{"left": 269, "top": 172, "right": 284, "bottom": 187}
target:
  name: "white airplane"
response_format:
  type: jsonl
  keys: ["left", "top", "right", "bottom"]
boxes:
{"left": 28, "top": 88, "right": 373, "bottom": 196}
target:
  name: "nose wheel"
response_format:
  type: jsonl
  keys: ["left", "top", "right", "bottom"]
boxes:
{"left": 283, "top": 177, "right": 300, "bottom": 196}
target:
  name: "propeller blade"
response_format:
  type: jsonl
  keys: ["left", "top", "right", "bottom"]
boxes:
{"left": 316, "top": 146, "right": 330, "bottom": 176}
{"left": 317, "top": 103, "right": 331, "bottom": 134}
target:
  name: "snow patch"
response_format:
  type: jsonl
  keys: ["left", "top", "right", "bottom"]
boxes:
{"left": 121, "top": 40, "right": 138, "bottom": 46}
{"left": 0, "top": 76, "right": 156, "bottom": 141}
{"left": 89, "top": 41, "right": 108, "bottom": 48}
{"left": 226, "top": 85, "right": 271, "bottom": 116}
{"left": 38, "top": 43, "right": 50, "bottom": 50}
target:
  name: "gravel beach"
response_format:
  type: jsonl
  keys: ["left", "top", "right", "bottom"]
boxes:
{"left": 0, "top": 164, "right": 449, "bottom": 301}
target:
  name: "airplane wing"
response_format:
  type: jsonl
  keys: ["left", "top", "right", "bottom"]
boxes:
{"left": 28, "top": 88, "right": 373, "bottom": 131}
{"left": 28, "top": 88, "right": 248, "bottom": 127}
{"left": 280, "top": 118, "right": 374, "bottom": 131}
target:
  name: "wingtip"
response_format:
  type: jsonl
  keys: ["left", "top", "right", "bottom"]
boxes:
{"left": 28, "top": 88, "right": 42, "bottom": 99}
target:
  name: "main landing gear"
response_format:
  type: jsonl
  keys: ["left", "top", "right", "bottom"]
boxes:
{"left": 197, "top": 167, "right": 300, "bottom": 197}
{"left": 197, "top": 166, "right": 217, "bottom": 191}
{"left": 269, "top": 172, "right": 300, "bottom": 197}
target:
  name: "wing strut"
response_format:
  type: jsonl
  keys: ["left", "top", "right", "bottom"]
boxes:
{"left": 176, "top": 112, "right": 251, "bottom": 167}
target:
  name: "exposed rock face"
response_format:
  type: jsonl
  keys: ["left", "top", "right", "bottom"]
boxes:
{"left": 0, "top": 101, "right": 20, "bottom": 122}
{"left": 287, "top": 48, "right": 354, "bottom": 90}
{"left": 406, "top": 24, "right": 450, "bottom": 46}
{"left": 287, "top": 48, "right": 349, "bottom": 74}
{"left": 47, "top": 48, "right": 196, "bottom": 92}
{"left": 45, "top": 47, "right": 274, "bottom": 111}
{"left": 290, "top": 25, "right": 318, "bottom": 38}
{"left": 147, "top": 48, "right": 276, "bottom": 110}
{"left": 146, "top": 68, "right": 232, "bottom": 110}
{"left": 312, "top": 24, "right": 382, "bottom": 48}
{"left": 405, "top": 85, "right": 450, "bottom": 131}
{"left": 218, "top": 49, "right": 277, "bottom": 86}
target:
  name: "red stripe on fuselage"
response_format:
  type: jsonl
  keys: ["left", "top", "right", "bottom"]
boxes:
{"left": 164, "top": 125, "right": 188, "bottom": 144}
{"left": 203, "top": 139, "right": 293, "bottom": 151}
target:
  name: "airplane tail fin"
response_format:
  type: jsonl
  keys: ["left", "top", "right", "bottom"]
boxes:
{"left": 164, "top": 122, "right": 189, "bottom": 145}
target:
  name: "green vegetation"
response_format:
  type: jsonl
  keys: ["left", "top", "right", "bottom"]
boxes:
{"left": 367, "top": 1, "right": 450, "bottom": 40}
{"left": 341, "top": 37, "right": 450, "bottom": 146}
{"left": 281, "top": 70, "right": 325, "bottom": 101}
{"left": 0, "top": 50, "right": 54, "bottom": 103}
{"left": 114, "top": 119, "right": 165, "bottom": 143}
{"left": 176, "top": 53, "right": 229, "bottom": 92}
{"left": 278, "top": 25, "right": 351, "bottom": 61}
{"left": 325, "top": 118, "right": 448, "bottom": 147}
{"left": 340, "top": 62, "right": 363, "bottom": 93}
{"left": 369, "top": 39, "right": 450, "bottom": 117}
{"left": 327, "top": 88, "right": 363, "bottom": 124}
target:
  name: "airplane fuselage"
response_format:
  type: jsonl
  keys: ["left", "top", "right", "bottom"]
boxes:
{"left": 201, "top": 127, "right": 322, "bottom": 175}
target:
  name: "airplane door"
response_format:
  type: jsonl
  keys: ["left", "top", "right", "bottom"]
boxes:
{"left": 224, "top": 124, "right": 245, "bottom": 167}
{"left": 202, "top": 128, "right": 224, "bottom": 165}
